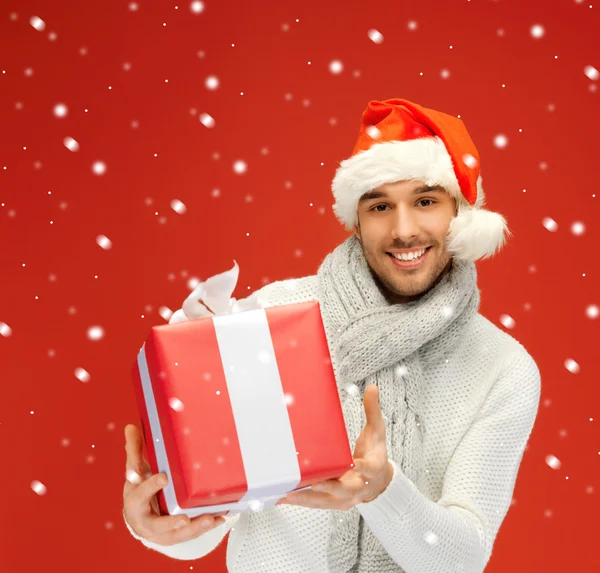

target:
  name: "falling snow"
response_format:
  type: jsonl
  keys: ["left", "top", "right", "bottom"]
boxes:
{"left": 258, "top": 350, "right": 273, "bottom": 364}
{"left": 584, "top": 65, "right": 599, "bottom": 80}
{"left": 170, "top": 199, "right": 187, "bottom": 214}
{"left": 159, "top": 306, "right": 174, "bottom": 321}
{"left": 564, "top": 358, "right": 580, "bottom": 374}
{"left": 367, "top": 29, "right": 384, "bottom": 44}
{"left": 53, "top": 103, "right": 68, "bottom": 117}
{"left": 586, "top": 305, "right": 599, "bottom": 319}
{"left": 542, "top": 217, "right": 558, "bottom": 232}
{"left": 233, "top": 160, "right": 247, "bottom": 174}
{"left": 205, "top": 75, "right": 219, "bottom": 90}
{"left": 87, "top": 326, "right": 104, "bottom": 340}
{"left": 190, "top": 1, "right": 205, "bottom": 14}
{"left": 530, "top": 24, "right": 545, "bottom": 38}
{"left": 74, "top": 367, "right": 91, "bottom": 383}
{"left": 462, "top": 153, "right": 478, "bottom": 169}
{"left": 366, "top": 125, "right": 381, "bottom": 139}
{"left": 493, "top": 134, "right": 508, "bottom": 148}
{"left": 63, "top": 136, "right": 79, "bottom": 152}
{"left": 4, "top": 6, "right": 598, "bottom": 567}
{"left": 31, "top": 480, "right": 48, "bottom": 495}
{"left": 199, "top": 112, "right": 215, "bottom": 128}
{"left": 424, "top": 531, "right": 439, "bottom": 545}
{"left": 96, "top": 235, "right": 112, "bottom": 250}
{"left": 126, "top": 469, "right": 142, "bottom": 484}
{"left": 92, "top": 161, "right": 106, "bottom": 175}
{"left": 29, "top": 16, "right": 46, "bottom": 31}
{"left": 329, "top": 60, "right": 343, "bottom": 74}
{"left": 499, "top": 314, "right": 515, "bottom": 329}
{"left": 545, "top": 455, "right": 562, "bottom": 470}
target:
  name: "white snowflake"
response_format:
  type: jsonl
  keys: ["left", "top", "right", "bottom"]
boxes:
{"left": 493, "top": 134, "right": 508, "bottom": 148}
{"left": 542, "top": 217, "right": 558, "bottom": 232}
{"left": 329, "top": 60, "right": 343, "bottom": 74}
{"left": 233, "top": 160, "right": 247, "bottom": 174}
{"left": 53, "top": 103, "right": 68, "bottom": 117}
{"left": 74, "top": 367, "right": 91, "bottom": 383}
{"left": 92, "top": 161, "right": 106, "bottom": 175}
{"left": 584, "top": 65, "right": 599, "bottom": 81}
{"left": 205, "top": 75, "right": 219, "bottom": 90}
{"left": 31, "top": 480, "right": 48, "bottom": 495}
{"left": 367, "top": 29, "right": 384, "bottom": 44}
{"left": 63, "top": 137, "right": 79, "bottom": 152}
{"left": 499, "top": 314, "right": 515, "bottom": 329}
{"left": 87, "top": 326, "right": 104, "bottom": 341}
{"left": 96, "top": 235, "right": 112, "bottom": 250}
{"left": 564, "top": 358, "right": 580, "bottom": 374}
{"left": 29, "top": 16, "right": 46, "bottom": 31}
{"left": 586, "top": 305, "right": 599, "bottom": 319}
{"left": 170, "top": 199, "right": 187, "bottom": 214}
{"left": 530, "top": 24, "right": 545, "bottom": 39}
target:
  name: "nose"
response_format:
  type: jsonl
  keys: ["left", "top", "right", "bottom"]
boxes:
{"left": 390, "top": 205, "right": 420, "bottom": 243}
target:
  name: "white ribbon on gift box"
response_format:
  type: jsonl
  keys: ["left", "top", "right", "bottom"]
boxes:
{"left": 137, "top": 261, "right": 309, "bottom": 518}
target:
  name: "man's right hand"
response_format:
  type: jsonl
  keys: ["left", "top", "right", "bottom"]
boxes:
{"left": 123, "top": 424, "right": 226, "bottom": 546}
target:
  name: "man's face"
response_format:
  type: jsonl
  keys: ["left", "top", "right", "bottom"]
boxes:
{"left": 354, "top": 179, "right": 457, "bottom": 304}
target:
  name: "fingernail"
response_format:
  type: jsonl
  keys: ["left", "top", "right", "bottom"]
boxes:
{"left": 175, "top": 519, "right": 188, "bottom": 529}
{"left": 200, "top": 516, "right": 212, "bottom": 526}
{"left": 157, "top": 475, "right": 167, "bottom": 486}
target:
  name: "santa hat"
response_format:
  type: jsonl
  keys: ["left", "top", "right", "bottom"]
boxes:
{"left": 331, "top": 98, "right": 510, "bottom": 262}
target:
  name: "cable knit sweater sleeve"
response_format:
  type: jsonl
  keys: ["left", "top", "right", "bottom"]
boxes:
{"left": 355, "top": 348, "right": 541, "bottom": 573}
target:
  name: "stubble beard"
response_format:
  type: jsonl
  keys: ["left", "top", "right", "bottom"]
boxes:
{"left": 361, "top": 240, "right": 451, "bottom": 303}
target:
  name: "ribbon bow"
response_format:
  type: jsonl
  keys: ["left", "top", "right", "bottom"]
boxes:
{"left": 168, "top": 261, "right": 265, "bottom": 324}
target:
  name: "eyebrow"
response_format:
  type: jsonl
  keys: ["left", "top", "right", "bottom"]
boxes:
{"left": 358, "top": 185, "right": 444, "bottom": 203}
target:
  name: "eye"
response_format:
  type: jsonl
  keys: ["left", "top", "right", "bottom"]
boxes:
{"left": 371, "top": 204, "right": 389, "bottom": 212}
{"left": 419, "top": 199, "right": 436, "bottom": 207}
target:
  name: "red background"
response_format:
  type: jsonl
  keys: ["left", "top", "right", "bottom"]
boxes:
{"left": 1, "top": 0, "right": 599, "bottom": 571}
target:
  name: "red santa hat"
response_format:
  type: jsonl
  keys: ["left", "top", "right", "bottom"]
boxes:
{"left": 331, "top": 98, "right": 510, "bottom": 262}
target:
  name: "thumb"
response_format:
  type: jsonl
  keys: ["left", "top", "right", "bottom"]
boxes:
{"left": 363, "top": 385, "right": 384, "bottom": 433}
{"left": 125, "top": 424, "right": 146, "bottom": 476}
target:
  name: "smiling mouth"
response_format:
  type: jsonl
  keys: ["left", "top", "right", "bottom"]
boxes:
{"left": 386, "top": 246, "right": 432, "bottom": 261}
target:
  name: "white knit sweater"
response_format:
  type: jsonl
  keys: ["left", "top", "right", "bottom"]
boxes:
{"left": 125, "top": 274, "right": 541, "bottom": 573}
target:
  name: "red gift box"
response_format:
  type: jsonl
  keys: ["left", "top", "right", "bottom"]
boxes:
{"left": 131, "top": 300, "right": 353, "bottom": 518}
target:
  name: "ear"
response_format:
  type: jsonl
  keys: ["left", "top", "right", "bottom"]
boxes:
{"left": 354, "top": 215, "right": 362, "bottom": 241}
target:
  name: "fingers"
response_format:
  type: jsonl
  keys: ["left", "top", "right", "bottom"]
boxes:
{"left": 312, "top": 472, "right": 364, "bottom": 499}
{"left": 129, "top": 472, "right": 169, "bottom": 514}
{"left": 158, "top": 514, "right": 227, "bottom": 546}
{"left": 137, "top": 512, "right": 227, "bottom": 546}
{"left": 124, "top": 472, "right": 182, "bottom": 538}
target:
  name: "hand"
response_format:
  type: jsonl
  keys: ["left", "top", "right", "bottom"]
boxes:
{"left": 279, "top": 385, "right": 394, "bottom": 510}
{"left": 123, "top": 424, "right": 227, "bottom": 546}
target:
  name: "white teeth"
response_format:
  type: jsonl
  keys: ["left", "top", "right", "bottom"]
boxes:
{"left": 391, "top": 248, "right": 426, "bottom": 261}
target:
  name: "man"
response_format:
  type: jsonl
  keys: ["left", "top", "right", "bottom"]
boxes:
{"left": 123, "top": 98, "right": 541, "bottom": 573}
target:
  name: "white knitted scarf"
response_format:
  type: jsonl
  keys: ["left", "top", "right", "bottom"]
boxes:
{"left": 317, "top": 234, "right": 480, "bottom": 573}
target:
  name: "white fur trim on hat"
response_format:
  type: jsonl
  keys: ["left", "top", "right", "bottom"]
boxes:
{"left": 331, "top": 137, "right": 510, "bottom": 262}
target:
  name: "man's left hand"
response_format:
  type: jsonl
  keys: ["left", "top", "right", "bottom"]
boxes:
{"left": 278, "top": 384, "right": 394, "bottom": 510}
